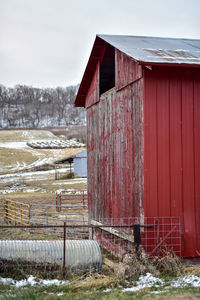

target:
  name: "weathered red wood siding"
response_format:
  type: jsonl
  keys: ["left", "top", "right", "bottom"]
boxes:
{"left": 87, "top": 50, "right": 144, "bottom": 223}
{"left": 144, "top": 67, "right": 200, "bottom": 257}
{"left": 85, "top": 63, "right": 100, "bottom": 109}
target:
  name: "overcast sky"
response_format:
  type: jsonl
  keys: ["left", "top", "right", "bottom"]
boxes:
{"left": 0, "top": 0, "right": 200, "bottom": 88}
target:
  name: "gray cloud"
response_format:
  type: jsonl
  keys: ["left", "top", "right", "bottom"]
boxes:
{"left": 0, "top": 0, "right": 199, "bottom": 88}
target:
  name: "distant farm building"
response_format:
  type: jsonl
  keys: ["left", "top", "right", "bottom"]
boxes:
{"left": 75, "top": 34, "right": 200, "bottom": 257}
{"left": 56, "top": 150, "right": 87, "bottom": 177}
{"left": 73, "top": 150, "right": 87, "bottom": 177}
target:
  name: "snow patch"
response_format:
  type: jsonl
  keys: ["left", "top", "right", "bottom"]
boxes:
{"left": 0, "top": 142, "right": 29, "bottom": 149}
{"left": 122, "top": 273, "right": 163, "bottom": 292}
{"left": 0, "top": 167, "right": 70, "bottom": 184}
{"left": 103, "top": 288, "right": 111, "bottom": 293}
{"left": 56, "top": 188, "right": 85, "bottom": 194}
{"left": 122, "top": 273, "right": 200, "bottom": 293}
{"left": 0, "top": 275, "right": 69, "bottom": 288}
{"left": 53, "top": 178, "right": 87, "bottom": 185}
{"left": 171, "top": 275, "right": 200, "bottom": 288}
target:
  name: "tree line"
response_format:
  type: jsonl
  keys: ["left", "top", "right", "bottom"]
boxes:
{"left": 0, "top": 84, "right": 86, "bottom": 128}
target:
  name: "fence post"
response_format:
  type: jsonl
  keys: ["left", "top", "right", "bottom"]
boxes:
{"left": 14, "top": 202, "right": 16, "bottom": 225}
{"left": 20, "top": 204, "right": 22, "bottom": 224}
{"left": 133, "top": 224, "right": 141, "bottom": 252}
{"left": 59, "top": 194, "right": 62, "bottom": 212}
{"left": 29, "top": 205, "right": 31, "bottom": 225}
{"left": 4, "top": 200, "right": 8, "bottom": 222}
{"left": 46, "top": 207, "right": 49, "bottom": 226}
{"left": 83, "top": 190, "right": 85, "bottom": 206}
{"left": 91, "top": 226, "right": 94, "bottom": 240}
{"left": 63, "top": 222, "right": 66, "bottom": 276}
{"left": 56, "top": 192, "right": 58, "bottom": 212}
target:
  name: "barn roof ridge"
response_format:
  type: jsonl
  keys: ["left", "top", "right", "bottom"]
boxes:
{"left": 97, "top": 33, "right": 200, "bottom": 42}
{"left": 75, "top": 34, "right": 200, "bottom": 107}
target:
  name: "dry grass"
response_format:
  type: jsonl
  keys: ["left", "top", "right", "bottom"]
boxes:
{"left": 184, "top": 265, "right": 200, "bottom": 275}
{"left": 0, "top": 147, "right": 36, "bottom": 170}
{"left": 0, "top": 130, "right": 57, "bottom": 142}
{"left": 69, "top": 274, "right": 118, "bottom": 290}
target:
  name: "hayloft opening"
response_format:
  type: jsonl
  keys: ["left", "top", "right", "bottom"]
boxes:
{"left": 100, "top": 45, "right": 115, "bottom": 96}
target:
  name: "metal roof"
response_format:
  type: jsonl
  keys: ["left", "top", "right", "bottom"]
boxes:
{"left": 75, "top": 35, "right": 200, "bottom": 107}
{"left": 98, "top": 34, "right": 200, "bottom": 65}
{"left": 55, "top": 150, "right": 87, "bottom": 164}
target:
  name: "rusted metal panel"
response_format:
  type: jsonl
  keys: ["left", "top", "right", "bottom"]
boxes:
{"left": 98, "top": 34, "right": 200, "bottom": 65}
{"left": 144, "top": 67, "right": 200, "bottom": 257}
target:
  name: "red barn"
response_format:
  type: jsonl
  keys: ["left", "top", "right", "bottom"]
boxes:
{"left": 75, "top": 35, "right": 200, "bottom": 257}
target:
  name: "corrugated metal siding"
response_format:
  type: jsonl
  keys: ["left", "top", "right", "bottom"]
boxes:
{"left": 144, "top": 67, "right": 200, "bottom": 257}
{"left": 87, "top": 51, "right": 144, "bottom": 222}
{"left": 74, "top": 156, "right": 87, "bottom": 177}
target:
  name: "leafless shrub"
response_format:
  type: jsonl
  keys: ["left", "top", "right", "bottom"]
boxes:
{"left": 114, "top": 247, "right": 183, "bottom": 279}
{"left": 153, "top": 250, "right": 184, "bottom": 276}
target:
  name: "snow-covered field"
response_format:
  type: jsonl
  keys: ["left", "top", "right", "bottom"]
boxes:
{"left": 0, "top": 168, "right": 87, "bottom": 194}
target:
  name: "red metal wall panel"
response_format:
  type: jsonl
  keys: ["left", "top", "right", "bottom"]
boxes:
{"left": 144, "top": 71, "right": 158, "bottom": 217}
{"left": 194, "top": 75, "right": 200, "bottom": 255}
{"left": 168, "top": 71, "right": 182, "bottom": 219}
{"left": 182, "top": 72, "right": 196, "bottom": 256}
{"left": 156, "top": 71, "right": 171, "bottom": 217}
{"left": 144, "top": 67, "right": 200, "bottom": 257}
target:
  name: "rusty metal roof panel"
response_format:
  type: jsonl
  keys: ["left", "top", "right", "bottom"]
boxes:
{"left": 98, "top": 34, "right": 200, "bottom": 65}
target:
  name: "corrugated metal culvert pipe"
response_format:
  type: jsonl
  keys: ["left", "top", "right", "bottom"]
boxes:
{"left": 0, "top": 240, "right": 102, "bottom": 272}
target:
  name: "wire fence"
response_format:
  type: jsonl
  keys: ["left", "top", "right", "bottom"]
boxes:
{"left": 90, "top": 217, "right": 182, "bottom": 257}
{"left": 3, "top": 193, "right": 89, "bottom": 239}
{"left": 0, "top": 216, "right": 183, "bottom": 276}
{"left": 2, "top": 196, "right": 182, "bottom": 257}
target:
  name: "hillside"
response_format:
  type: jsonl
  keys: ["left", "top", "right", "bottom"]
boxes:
{"left": 0, "top": 84, "right": 86, "bottom": 128}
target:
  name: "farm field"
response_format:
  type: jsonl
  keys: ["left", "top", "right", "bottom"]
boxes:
{"left": 0, "top": 130, "right": 200, "bottom": 299}
{"left": 0, "top": 129, "right": 87, "bottom": 236}
{"left": 0, "top": 129, "right": 86, "bottom": 195}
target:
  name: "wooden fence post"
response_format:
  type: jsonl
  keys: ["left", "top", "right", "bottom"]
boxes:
{"left": 63, "top": 222, "right": 66, "bottom": 276}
